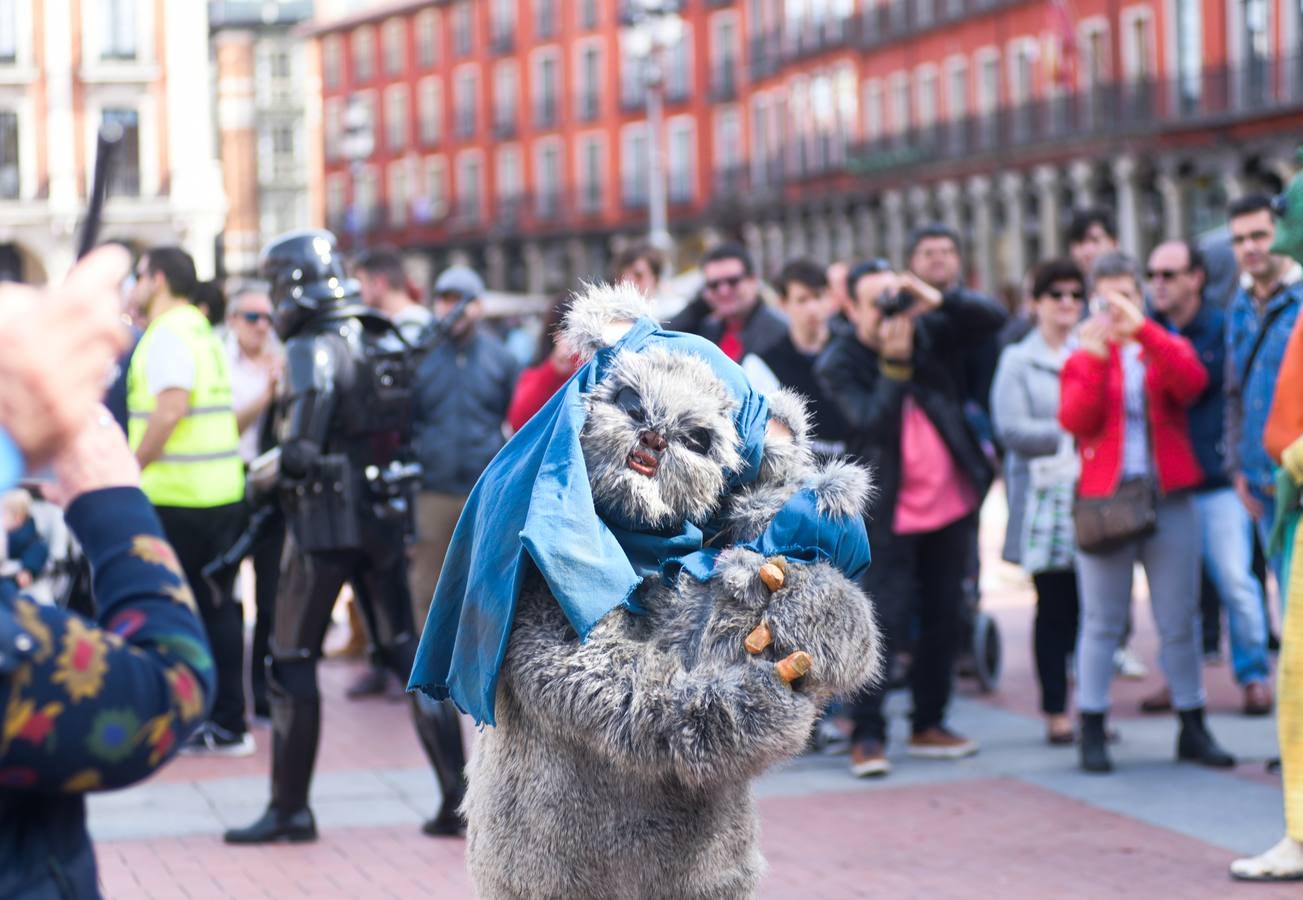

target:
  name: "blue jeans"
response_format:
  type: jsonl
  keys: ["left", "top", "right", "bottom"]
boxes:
{"left": 1195, "top": 488, "right": 1270, "bottom": 685}
{"left": 1249, "top": 487, "right": 1286, "bottom": 605}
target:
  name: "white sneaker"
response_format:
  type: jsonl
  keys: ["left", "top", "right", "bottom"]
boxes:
{"left": 1113, "top": 647, "right": 1149, "bottom": 680}
{"left": 182, "top": 724, "right": 256, "bottom": 758}
{"left": 1230, "top": 837, "right": 1303, "bottom": 881}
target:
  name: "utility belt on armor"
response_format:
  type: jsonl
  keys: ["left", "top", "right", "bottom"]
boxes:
{"left": 264, "top": 451, "right": 422, "bottom": 552}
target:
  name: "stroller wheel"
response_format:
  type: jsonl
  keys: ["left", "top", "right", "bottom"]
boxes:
{"left": 970, "top": 612, "right": 1002, "bottom": 693}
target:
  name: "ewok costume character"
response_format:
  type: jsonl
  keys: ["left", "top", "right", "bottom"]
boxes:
{"left": 409, "top": 283, "right": 882, "bottom": 899}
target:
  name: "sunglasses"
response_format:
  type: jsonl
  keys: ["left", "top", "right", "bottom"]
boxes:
{"left": 1043, "top": 288, "right": 1084, "bottom": 302}
{"left": 1146, "top": 268, "right": 1188, "bottom": 281}
{"left": 705, "top": 274, "right": 746, "bottom": 292}
{"left": 240, "top": 311, "right": 273, "bottom": 324}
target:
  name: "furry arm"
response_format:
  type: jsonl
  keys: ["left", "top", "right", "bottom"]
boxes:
{"left": 502, "top": 586, "right": 819, "bottom": 789}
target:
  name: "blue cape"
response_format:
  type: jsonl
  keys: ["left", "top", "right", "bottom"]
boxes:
{"left": 407, "top": 318, "right": 770, "bottom": 725}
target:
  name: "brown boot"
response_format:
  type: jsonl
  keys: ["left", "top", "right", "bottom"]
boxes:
{"left": 327, "top": 599, "right": 368, "bottom": 659}
{"left": 1243, "top": 681, "right": 1273, "bottom": 716}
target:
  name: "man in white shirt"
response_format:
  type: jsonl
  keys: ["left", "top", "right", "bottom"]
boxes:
{"left": 354, "top": 246, "right": 433, "bottom": 344}
{"left": 225, "top": 285, "right": 284, "bottom": 720}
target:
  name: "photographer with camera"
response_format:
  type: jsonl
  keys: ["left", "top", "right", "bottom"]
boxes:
{"left": 816, "top": 258, "right": 1004, "bottom": 778}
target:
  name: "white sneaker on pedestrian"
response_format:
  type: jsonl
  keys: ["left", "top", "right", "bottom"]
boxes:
{"left": 1230, "top": 836, "right": 1303, "bottom": 881}
{"left": 181, "top": 724, "right": 256, "bottom": 758}
{"left": 1113, "top": 647, "right": 1148, "bottom": 680}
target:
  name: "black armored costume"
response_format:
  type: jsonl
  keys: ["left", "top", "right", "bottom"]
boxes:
{"left": 224, "top": 230, "right": 467, "bottom": 845}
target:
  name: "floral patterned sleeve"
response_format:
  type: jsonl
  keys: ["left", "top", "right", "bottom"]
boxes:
{"left": 0, "top": 486, "right": 215, "bottom": 793}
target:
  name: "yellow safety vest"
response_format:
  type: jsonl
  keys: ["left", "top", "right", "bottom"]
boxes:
{"left": 127, "top": 303, "right": 245, "bottom": 508}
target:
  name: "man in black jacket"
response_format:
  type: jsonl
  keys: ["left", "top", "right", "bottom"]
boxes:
{"left": 816, "top": 259, "right": 1005, "bottom": 778}
{"left": 665, "top": 243, "right": 787, "bottom": 362}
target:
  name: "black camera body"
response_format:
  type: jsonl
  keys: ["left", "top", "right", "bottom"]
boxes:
{"left": 875, "top": 289, "right": 916, "bottom": 318}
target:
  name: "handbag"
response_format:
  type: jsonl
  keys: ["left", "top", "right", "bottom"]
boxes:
{"left": 1072, "top": 477, "right": 1157, "bottom": 555}
{"left": 1021, "top": 436, "right": 1079, "bottom": 573}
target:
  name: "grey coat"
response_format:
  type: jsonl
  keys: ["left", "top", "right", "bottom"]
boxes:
{"left": 990, "top": 329, "right": 1071, "bottom": 565}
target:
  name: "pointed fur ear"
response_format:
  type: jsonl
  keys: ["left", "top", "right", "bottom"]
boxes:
{"left": 560, "top": 281, "right": 654, "bottom": 362}
{"left": 764, "top": 388, "right": 812, "bottom": 446}
{"left": 808, "top": 458, "right": 876, "bottom": 520}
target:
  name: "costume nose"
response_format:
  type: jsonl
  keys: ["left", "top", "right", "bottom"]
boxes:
{"left": 639, "top": 430, "right": 668, "bottom": 452}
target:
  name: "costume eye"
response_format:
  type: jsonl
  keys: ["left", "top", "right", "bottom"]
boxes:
{"left": 682, "top": 428, "right": 712, "bottom": 455}
{"left": 613, "top": 386, "right": 646, "bottom": 424}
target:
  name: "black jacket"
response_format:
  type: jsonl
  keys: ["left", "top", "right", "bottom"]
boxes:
{"left": 814, "top": 297, "right": 1005, "bottom": 541}
{"left": 665, "top": 293, "right": 788, "bottom": 360}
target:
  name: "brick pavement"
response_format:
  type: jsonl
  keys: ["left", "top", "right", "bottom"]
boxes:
{"left": 89, "top": 497, "right": 1291, "bottom": 899}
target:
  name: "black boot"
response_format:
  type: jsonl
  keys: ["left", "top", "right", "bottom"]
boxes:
{"left": 1176, "top": 707, "right": 1236, "bottom": 768}
{"left": 224, "top": 806, "right": 317, "bottom": 844}
{"left": 1079, "top": 712, "right": 1113, "bottom": 773}
{"left": 422, "top": 789, "right": 468, "bottom": 837}
{"left": 410, "top": 693, "right": 469, "bottom": 837}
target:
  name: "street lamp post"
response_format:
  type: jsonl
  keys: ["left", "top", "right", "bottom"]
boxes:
{"left": 341, "top": 95, "right": 374, "bottom": 249}
{"left": 622, "top": 1, "right": 683, "bottom": 262}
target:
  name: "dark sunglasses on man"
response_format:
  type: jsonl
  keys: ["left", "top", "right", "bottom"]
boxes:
{"left": 1146, "top": 268, "right": 1189, "bottom": 282}
{"left": 240, "top": 311, "right": 273, "bottom": 325}
{"left": 704, "top": 274, "right": 746, "bottom": 293}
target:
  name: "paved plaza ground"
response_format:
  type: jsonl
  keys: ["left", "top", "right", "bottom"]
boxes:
{"left": 90, "top": 502, "right": 1296, "bottom": 898}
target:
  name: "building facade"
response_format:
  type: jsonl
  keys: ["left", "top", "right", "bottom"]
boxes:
{"left": 308, "top": 0, "right": 1303, "bottom": 295}
{"left": 211, "top": 0, "right": 314, "bottom": 276}
{"left": 0, "top": 0, "right": 226, "bottom": 283}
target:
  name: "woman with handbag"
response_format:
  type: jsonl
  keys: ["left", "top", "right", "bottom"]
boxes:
{"left": 991, "top": 259, "right": 1086, "bottom": 746}
{"left": 1059, "top": 252, "right": 1235, "bottom": 774}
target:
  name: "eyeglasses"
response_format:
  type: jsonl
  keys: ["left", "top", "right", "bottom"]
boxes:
{"left": 1146, "top": 268, "right": 1188, "bottom": 281}
{"left": 1042, "top": 288, "right": 1085, "bottom": 302}
{"left": 240, "top": 312, "right": 272, "bottom": 324}
{"left": 704, "top": 274, "right": 746, "bottom": 293}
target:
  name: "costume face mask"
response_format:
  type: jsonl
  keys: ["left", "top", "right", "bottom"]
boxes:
{"left": 582, "top": 346, "right": 743, "bottom": 531}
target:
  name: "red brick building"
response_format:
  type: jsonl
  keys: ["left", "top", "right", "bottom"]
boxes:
{"left": 307, "top": 0, "right": 1303, "bottom": 294}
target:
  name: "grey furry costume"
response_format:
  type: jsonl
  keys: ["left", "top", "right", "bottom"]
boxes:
{"left": 463, "top": 286, "right": 882, "bottom": 899}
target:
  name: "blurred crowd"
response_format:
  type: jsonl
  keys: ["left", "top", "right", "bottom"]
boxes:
{"left": 5, "top": 178, "right": 1303, "bottom": 890}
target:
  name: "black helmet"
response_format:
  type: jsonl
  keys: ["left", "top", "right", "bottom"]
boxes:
{"left": 259, "top": 229, "right": 357, "bottom": 339}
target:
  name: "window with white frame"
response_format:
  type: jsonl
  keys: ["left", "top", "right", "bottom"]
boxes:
{"left": 323, "top": 35, "right": 343, "bottom": 89}
{"left": 1121, "top": 8, "right": 1154, "bottom": 82}
{"left": 416, "top": 10, "right": 438, "bottom": 68}
{"left": 665, "top": 30, "right": 692, "bottom": 101}
{"left": 620, "top": 122, "right": 649, "bottom": 206}
{"left": 385, "top": 84, "right": 408, "bottom": 150}
{"left": 1079, "top": 22, "right": 1110, "bottom": 90}
{"left": 1173, "top": 1, "right": 1202, "bottom": 106}
{"left": 456, "top": 150, "right": 482, "bottom": 222}
{"left": 888, "top": 72, "right": 909, "bottom": 135}
{"left": 711, "top": 12, "right": 739, "bottom": 97}
{"left": 535, "top": 0, "right": 557, "bottom": 39}
{"left": 834, "top": 64, "right": 857, "bottom": 161}
{"left": 977, "top": 52, "right": 1000, "bottom": 113}
{"left": 580, "top": 0, "right": 599, "bottom": 30}
{"left": 423, "top": 155, "right": 447, "bottom": 220}
{"left": 577, "top": 134, "right": 603, "bottom": 213}
{"left": 0, "top": 110, "right": 17, "bottom": 198}
{"left": 356, "top": 164, "right": 378, "bottom": 228}
{"left": 493, "top": 61, "right": 518, "bottom": 133}
{"left": 388, "top": 161, "right": 410, "bottom": 227}
{"left": 453, "top": 0, "right": 473, "bottom": 58}
{"left": 577, "top": 42, "right": 602, "bottom": 121}
{"left": 324, "top": 96, "right": 343, "bottom": 161}
{"left": 862, "top": 78, "right": 884, "bottom": 141}
{"left": 534, "top": 139, "right": 562, "bottom": 217}
{"left": 0, "top": 1, "right": 16, "bottom": 65}
{"left": 491, "top": 0, "right": 515, "bottom": 48}
{"left": 102, "top": 108, "right": 139, "bottom": 195}
{"left": 619, "top": 34, "right": 646, "bottom": 108}
{"left": 667, "top": 117, "right": 695, "bottom": 204}
{"left": 495, "top": 143, "right": 523, "bottom": 207}
{"left": 383, "top": 18, "right": 405, "bottom": 76}
{"left": 750, "top": 94, "right": 770, "bottom": 185}
{"left": 1008, "top": 41, "right": 1035, "bottom": 105}
{"left": 101, "top": 0, "right": 138, "bottom": 62}
{"left": 946, "top": 58, "right": 968, "bottom": 120}
{"left": 454, "top": 66, "right": 478, "bottom": 136}
{"left": 353, "top": 26, "right": 375, "bottom": 83}
{"left": 263, "top": 121, "right": 298, "bottom": 181}
{"left": 916, "top": 66, "right": 938, "bottom": 133}
{"left": 325, "top": 173, "right": 347, "bottom": 225}
{"left": 713, "top": 105, "right": 742, "bottom": 175}
{"left": 533, "top": 49, "right": 560, "bottom": 128}
{"left": 418, "top": 77, "right": 442, "bottom": 144}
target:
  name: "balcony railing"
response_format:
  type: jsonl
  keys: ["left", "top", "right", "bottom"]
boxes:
{"left": 844, "top": 58, "right": 1303, "bottom": 178}
{"left": 490, "top": 29, "right": 515, "bottom": 54}
{"left": 576, "top": 90, "right": 600, "bottom": 122}
{"left": 494, "top": 115, "right": 517, "bottom": 139}
{"left": 710, "top": 66, "right": 738, "bottom": 102}
{"left": 533, "top": 100, "right": 558, "bottom": 129}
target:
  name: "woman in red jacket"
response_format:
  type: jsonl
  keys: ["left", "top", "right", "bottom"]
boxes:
{"left": 506, "top": 296, "right": 580, "bottom": 434}
{"left": 1059, "top": 252, "right": 1234, "bottom": 774}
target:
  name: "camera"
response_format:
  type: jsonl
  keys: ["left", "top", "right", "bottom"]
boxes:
{"left": 875, "top": 289, "right": 916, "bottom": 319}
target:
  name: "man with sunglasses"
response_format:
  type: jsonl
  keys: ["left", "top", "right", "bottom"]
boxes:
{"left": 666, "top": 243, "right": 787, "bottom": 363}
{"left": 225, "top": 285, "right": 284, "bottom": 720}
{"left": 1149, "top": 240, "right": 1273, "bottom": 717}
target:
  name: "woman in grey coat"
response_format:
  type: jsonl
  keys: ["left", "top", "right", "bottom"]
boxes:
{"left": 991, "top": 259, "right": 1086, "bottom": 744}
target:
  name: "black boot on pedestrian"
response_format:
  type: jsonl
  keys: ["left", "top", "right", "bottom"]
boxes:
{"left": 224, "top": 806, "right": 317, "bottom": 844}
{"left": 1176, "top": 706, "right": 1236, "bottom": 768}
{"left": 1079, "top": 712, "right": 1113, "bottom": 774}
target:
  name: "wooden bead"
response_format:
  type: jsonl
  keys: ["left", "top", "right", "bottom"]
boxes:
{"left": 759, "top": 563, "right": 785, "bottom": 592}
{"left": 744, "top": 621, "right": 773, "bottom": 654}
{"left": 776, "top": 651, "right": 812, "bottom": 684}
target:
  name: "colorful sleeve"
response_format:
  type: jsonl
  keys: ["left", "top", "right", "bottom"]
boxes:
{"left": 0, "top": 487, "right": 215, "bottom": 793}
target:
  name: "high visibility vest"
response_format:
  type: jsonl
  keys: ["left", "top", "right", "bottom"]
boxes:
{"left": 127, "top": 304, "right": 245, "bottom": 508}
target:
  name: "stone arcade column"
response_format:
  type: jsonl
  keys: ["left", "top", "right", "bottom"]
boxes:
{"left": 829, "top": 205, "right": 855, "bottom": 264}
{"left": 784, "top": 213, "right": 808, "bottom": 260}
{"left": 1155, "top": 159, "right": 1187, "bottom": 243}
{"left": 1111, "top": 154, "right": 1141, "bottom": 259}
{"left": 936, "top": 180, "right": 962, "bottom": 238}
{"left": 852, "top": 204, "right": 880, "bottom": 261}
{"left": 807, "top": 210, "right": 832, "bottom": 267}
{"left": 1069, "top": 159, "right": 1096, "bottom": 210}
{"left": 524, "top": 241, "right": 545, "bottom": 295}
{"left": 742, "top": 222, "right": 765, "bottom": 281}
{"left": 882, "top": 189, "right": 906, "bottom": 266}
{"left": 999, "top": 171, "right": 1027, "bottom": 287}
{"left": 1033, "top": 165, "right": 1063, "bottom": 259}
{"left": 763, "top": 221, "right": 785, "bottom": 273}
{"left": 966, "top": 175, "right": 995, "bottom": 294}
{"left": 485, "top": 242, "right": 507, "bottom": 291}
